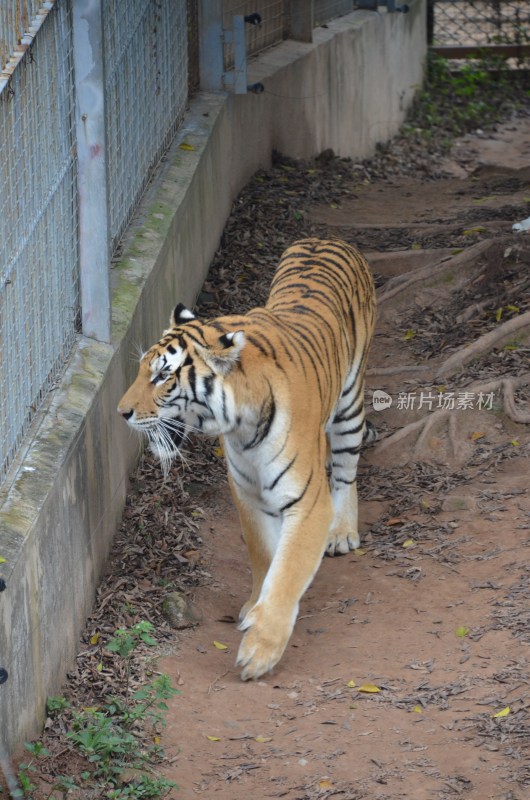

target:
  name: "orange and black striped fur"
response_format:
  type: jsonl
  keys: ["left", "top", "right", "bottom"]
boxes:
{"left": 118, "top": 238, "right": 376, "bottom": 679}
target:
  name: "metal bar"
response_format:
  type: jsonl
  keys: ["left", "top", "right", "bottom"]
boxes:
{"left": 431, "top": 43, "right": 530, "bottom": 59}
{"left": 290, "top": 0, "right": 313, "bottom": 43}
{"left": 427, "top": 0, "right": 434, "bottom": 45}
{"left": 199, "top": 0, "right": 224, "bottom": 91}
{"left": 230, "top": 15, "right": 248, "bottom": 93}
{"left": 72, "top": 0, "right": 111, "bottom": 343}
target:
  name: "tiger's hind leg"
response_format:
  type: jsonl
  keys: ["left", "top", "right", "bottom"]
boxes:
{"left": 326, "top": 374, "right": 369, "bottom": 556}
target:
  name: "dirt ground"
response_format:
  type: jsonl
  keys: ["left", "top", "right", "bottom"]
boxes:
{"left": 4, "top": 113, "right": 529, "bottom": 800}
{"left": 153, "top": 118, "right": 530, "bottom": 799}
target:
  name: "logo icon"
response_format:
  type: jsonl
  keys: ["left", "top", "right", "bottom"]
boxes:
{"left": 372, "top": 390, "right": 392, "bottom": 411}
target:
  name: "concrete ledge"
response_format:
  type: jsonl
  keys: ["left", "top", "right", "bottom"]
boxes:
{"left": 0, "top": 2, "right": 426, "bottom": 754}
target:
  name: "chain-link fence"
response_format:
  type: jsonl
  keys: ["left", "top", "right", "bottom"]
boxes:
{"left": 1, "top": 0, "right": 362, "bottom": 484}
{"left": 222, "top": 0, "right": 288, "bottom": 70}
{"left": 0, "top": 1, "right": 79, "bottom": 483}
{"left": 221, "top": 0, "right": 358, "bottom": 71}
{"left": 188, "top": 0, "right": 201, "bottom": 95}
{"left": 0, "top": 0, "right": 191, "bottom": 483}
{"left": 103, "top": 0, "right": 189, "bottom": 253}
{"left": 429, "top": 1, "right": 530, "bottom": 52}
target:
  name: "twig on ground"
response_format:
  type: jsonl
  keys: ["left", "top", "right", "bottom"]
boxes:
{"left": 208, "top": 669, "right": 230, "bottom": 694}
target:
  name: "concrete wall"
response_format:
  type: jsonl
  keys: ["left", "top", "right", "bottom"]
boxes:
{"left": 0, "top": 2, "right": 426, "bottom": 754}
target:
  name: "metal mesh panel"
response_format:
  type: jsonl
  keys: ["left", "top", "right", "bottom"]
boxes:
{"left": 103, "top": 0, "right": 189, "bottom": 252}
{"left": 223, "top": 0, "right": 288, "bottom": 69}
{"left": 0, "top": 0, "right": 44, "bottom": 72}
{"left": 0, "top": 0, "right": 79, "bottom": 481}
{"left": 187, "top": 0, "right": 200, "bottom": 95}
{"left": 314, "top": 0, "right": 354, "bottom": 26}
{"left": 431, "top": 1, "right": 530, "bottom": 47}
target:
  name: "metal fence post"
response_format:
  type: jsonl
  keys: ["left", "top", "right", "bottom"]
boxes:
{"left": 427, "top": 0, "right": 434, "bottom": 45}
{"left": 72, "top": 0, "right": 111, "bottom": 343}
{"left": 199, "top": 0, "right": 224, "bottom": 92}
{"left": 290, "top": 0, "right": 313, "bottom": 42}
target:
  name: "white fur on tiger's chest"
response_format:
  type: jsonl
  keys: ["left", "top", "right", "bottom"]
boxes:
{"left": 223, "top": 414, "right": 302, "bottom": 516}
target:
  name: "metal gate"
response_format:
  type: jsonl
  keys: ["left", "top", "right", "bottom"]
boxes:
{"left": 428, "top": 1, "right": 530, "bottom": 59}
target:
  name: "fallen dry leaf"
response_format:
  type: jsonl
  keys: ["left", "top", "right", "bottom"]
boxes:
{"left": 492, "top": 706, "right": 511, "bottom": 718}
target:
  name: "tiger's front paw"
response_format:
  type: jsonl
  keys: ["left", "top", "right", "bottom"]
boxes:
{"left": 236, "top": 604, "right": 294, "bottom": 681}
{"left": 326, "top": 528, "right": 360, "bottom": 556}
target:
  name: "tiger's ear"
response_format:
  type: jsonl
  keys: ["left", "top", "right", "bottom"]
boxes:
{"left": 172, "top": 303, "right": 196, "bottom": 326}
{"left": 209, "top": 330, "right": 245, "bottom": 375}
{"left": 219, "top": 331, "right": 245, "bottom": 351}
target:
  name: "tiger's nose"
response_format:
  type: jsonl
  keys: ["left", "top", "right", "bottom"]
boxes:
{"left": 117, "top": 406, "right": 134, "bottom": 420}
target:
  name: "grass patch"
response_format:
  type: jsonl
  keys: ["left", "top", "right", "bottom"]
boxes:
{"left": 404, "top": 53, "right": 530, "bottom": 149}
{"left": 7, "top": 623, "right": 178, "bottom": 800}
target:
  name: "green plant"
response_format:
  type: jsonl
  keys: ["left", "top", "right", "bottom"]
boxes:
{"left": 67, "top": 711, "right": 139, "bottom": 781}
{"left": 106, "top": 674, "right": 179, "bottom": 732}
{"left": 106, "top": 621, "right": 158, "bottom": 659}
{"left": 407, "top": 52, "right": 530, "bottom": 148}
{"left": 107, "top": 776, "right": 178, "bottom": 800}
{"left": 13, "top": 623, "right": 179, "bottom": 799}
{"left": 51, "top": 774, "right": 79, "bottom": 797}
{"left": 14, "top": 743, "right": 50, "bottom": 798}
{"left": 46, "top": 696, "right": 70, "bottom": 715}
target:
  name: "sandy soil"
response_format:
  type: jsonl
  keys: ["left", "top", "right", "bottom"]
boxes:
{"left": 155, "top": 122, "right": 530, "bottom": 799}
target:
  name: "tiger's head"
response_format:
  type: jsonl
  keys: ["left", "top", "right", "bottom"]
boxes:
{"left": 118, "top": 304, "right": 246, "bottom": 475}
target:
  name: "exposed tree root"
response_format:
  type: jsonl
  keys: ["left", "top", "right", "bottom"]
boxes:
{"left": 455, "top": 298, "right": 490, "bottom": 325}
{"left": 376, "top": 372, "right": 530, "bottom": 455}
{"left": 448, "top": 413, "right": 460, "bottom": 460}
{"left": 368, "top": 310, "right": 530, "bottom": 381}
{"left": 502, "top": 374, "right": 530, "bottom": 424}
{"left": 377, "top": 239, "right": 493, "bottom": 305}
{"left": 435, "top": 310, "right": 530, "bottom": 378}
{"left": 367, "top": 364, "right": 429, "bottom": 377}
{"left": 368, "top": 307, "right": 530, "bottom": 380}
{"left": 369, "top": 238, "right": 530, "bottom": 459}
{"left": 413, "top": 408, "right": 451, "bottom": 458}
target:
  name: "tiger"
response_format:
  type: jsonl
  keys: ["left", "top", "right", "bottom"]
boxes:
{"left": 118, "top": 238, "right": 376, "bottom": 680}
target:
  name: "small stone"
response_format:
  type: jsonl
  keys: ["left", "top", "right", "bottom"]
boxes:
{"left": 442, "top": 496, "right": 473, "bottom": 512}
{"left": 161, "top": 591, "right": 202, "bottom": 629}
{"left": 117, "top": 768, "right": 150, "bottom": 785}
